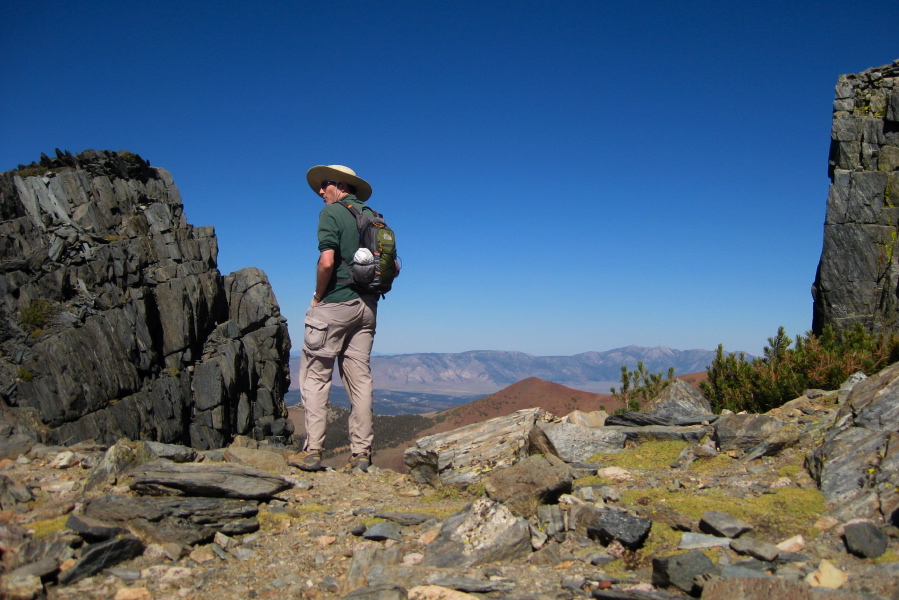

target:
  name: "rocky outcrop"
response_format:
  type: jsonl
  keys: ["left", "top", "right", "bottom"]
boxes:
{"left": 0, "top": 150, "right": 292, "bottom": 450}
{"left": 807, "top": 361, "right": 899, "bottom": 523}
{"left": 812, "top": 60, "right": 899, "bottom": 334}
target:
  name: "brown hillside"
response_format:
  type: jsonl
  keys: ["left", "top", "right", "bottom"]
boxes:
{"left": 288, "top": 374, "right": 710, "bottom": 472}
{"left": 426, "top": 377, "right": 623, "bottom": 431}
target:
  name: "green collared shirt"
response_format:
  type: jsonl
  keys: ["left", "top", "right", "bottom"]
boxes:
{"left": 317, "top": 194, "right": 368, "bottom": 303}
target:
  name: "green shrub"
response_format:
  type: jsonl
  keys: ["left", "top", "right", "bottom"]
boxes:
{"left": 611, "top": 361, "right": 674, "bottom": 412}
{"left": 702, "top": 324, "right": 899, "bottom": 413}
{"left": 19, "top": 299, "right": 58, "bottom": 333}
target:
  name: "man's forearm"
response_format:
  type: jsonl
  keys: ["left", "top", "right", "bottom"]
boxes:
{"left": 313, "top": 249, "right": 336, "bottom": 304}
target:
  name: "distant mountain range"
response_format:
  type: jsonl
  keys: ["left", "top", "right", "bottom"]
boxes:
{"left": 289, "top": 345, "right": 731, "bottom": 397}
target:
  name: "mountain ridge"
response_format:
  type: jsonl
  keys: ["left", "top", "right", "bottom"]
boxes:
{"left": 289, "top": 345, "right": 736, "bottom": 396}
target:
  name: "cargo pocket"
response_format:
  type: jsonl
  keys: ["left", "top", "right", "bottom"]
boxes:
{"left": 303, "top": 315, "right": 329, "bottom": 352}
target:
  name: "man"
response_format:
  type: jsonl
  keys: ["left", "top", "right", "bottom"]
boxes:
{"left": 296, "top": 164, "right": 378, "bottom": 472}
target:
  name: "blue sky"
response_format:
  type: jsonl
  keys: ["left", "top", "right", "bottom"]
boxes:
{"left": 2, "top": 1, "right": 896, "bottom": 358}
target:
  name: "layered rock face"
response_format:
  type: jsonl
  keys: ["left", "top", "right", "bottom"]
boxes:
{"left": 0, "top": 149, "right": 292, "bottom": 449}
{"left": 812, "top": 60, "right": 899, "bottom": 334}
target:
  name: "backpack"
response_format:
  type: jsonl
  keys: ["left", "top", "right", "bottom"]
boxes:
{"left": 337, "top": 199, "right": 399, "bottom": 297}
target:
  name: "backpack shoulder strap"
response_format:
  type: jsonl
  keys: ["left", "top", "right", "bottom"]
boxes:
{"left": 337, "top": 199, "right": 382, "bottom": 220}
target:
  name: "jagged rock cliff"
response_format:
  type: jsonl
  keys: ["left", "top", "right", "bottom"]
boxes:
{"left": 0, "top": 149, "right": 293, "bottom": 450}
{"left": 812, "top": 60, "right": 899, "bottom": 334}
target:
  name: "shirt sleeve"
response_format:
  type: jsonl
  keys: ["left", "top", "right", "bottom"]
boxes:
{"left": 317, "top": 207, "right": 340, "bottom": 252}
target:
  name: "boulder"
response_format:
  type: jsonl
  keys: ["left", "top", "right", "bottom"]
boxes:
{"left": 422, "top": 499, "right": 531, "bottom": 569}
{"left": 83, "top": 495, "right": 259, "bottom": 546}
{"left": 404, "top": 408, "right": 554, "bottom": 486}
{"left": 812, "top": 61, "right": 899, "bottom": 334}
{"left": 843, "top": 521, "right": 888, "bottom": 558}
{"left": 128, "top": 459, "right": 292, "bottom": 499}
{"left": 807, "top": 361, "right": 899, "bottom": 522}
{"left": 537, "top": 422, "right": 627, "bottom": 462}
{"left": 482, "top": 453, "right": 572, "bottom": 504}
{"left": 0, "top": 150, "right": 292, "bottom": 451}
{"left": 644, "top": 379, "right": 714, "bottom": 422}
{"left": 563, "top": 410, "right": 607, "bottom": 428}
{"left": 652, "top": 549, "right": 721, "bottom": 594}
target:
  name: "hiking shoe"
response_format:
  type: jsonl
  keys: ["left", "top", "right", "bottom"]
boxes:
{"left": 346, "top": 452, "right": 371, "bottom": 473}
{"left": 289, "top": 451, "right": 323, "bottom": 472}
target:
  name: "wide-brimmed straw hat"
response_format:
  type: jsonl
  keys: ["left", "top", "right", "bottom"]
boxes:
{"left": 306, "top": 165, "right": 372, "bottom": 201}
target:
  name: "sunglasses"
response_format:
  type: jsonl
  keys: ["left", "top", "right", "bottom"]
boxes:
{"left": 320, "top": 180, "right": 338, "bottom": 189}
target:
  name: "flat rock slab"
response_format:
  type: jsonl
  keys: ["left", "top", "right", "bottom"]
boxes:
{"left": 404, "top": 408, "right": 553, "bottom": 486}
{"left": 129, "top": 459, "right": 292, "bottom": 499}
{"left": 538, "top": 422, "right": 628, "bottom": 462}
{"left": 65, "top": 513, "right": 127, "bottom": 542}
{"left": 58, "top": 535, "right": 144, "bottom": 585}
{"left": 700, "top": 510, "right": 752, "bottom": 538}
{"left": 84, "top": 495, "right": 259, "bottom": 546}
{"left": 606, "top": 424, "right": 713, "bottom": 443}
{"left": 373, "top": 512, "right": 436, "bottom": 526}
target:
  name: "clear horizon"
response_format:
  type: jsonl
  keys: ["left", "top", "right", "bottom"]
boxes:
{"left": 2, "top": 1, "right": 896, "bottom": 357}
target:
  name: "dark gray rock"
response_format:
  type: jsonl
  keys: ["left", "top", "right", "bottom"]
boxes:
{"left": 729, "top": 536, "right": 780, "bottom": 561}
{"left": 813, "top": 61, "right": 899, "bottom": 334}
{"left": 404, "top": 408, "right": 553, "bottom": 486}
{"left": 844, "top": 521, "right": 888, "bottom": 558}
{"left": 58, "top": 535, "right": 144, "bottom": 585}
{"left": 364, "top": 522, "right": 404, "bottom": 542}
{"left": 573, "top": 506, "right": 652, "bottom": 550}
{"left": 0, "top": 150, "right": 291, "bottom": 451}
{"left": 537, "top": 504, "right": 565, "bottom": 537}
{"left": 372, "top": 512, "right": 435, "bottom": 527}
{"left": 65, "top": 513, "right": 127, "bottom": 542}
{"left": 538, "top": 421, "right": 628, "bottom": 461}
{"left": 83, "top": 495, "right": 259, "bottom": 546}
{"left": 422, "top": 498, "right": 531, "bottom": 568}
{"left": 651, "top": 549, "right": 721, "bottom": 594}
{"left": 807, "top": 361, "right": 899, "bottom": 522}
{"left": 713, "top": 414, "right": 789, "bottom": 453}
{"left": 700, "top": 510, "right": 752, "bottom": 538}
{"left": 482, "top": 452, "right": 572, "bottom": 504}
{"left": 607, "top": 424, "right": 713, "bottom": 444}
{"left": 0, "top": 474, "right": 34, "bottom": 509}
{"left": 645, "top": 380, "right": 714, "bottom": 421}
{"left": 129, "top": 459, "right": 292, "bottom": 499}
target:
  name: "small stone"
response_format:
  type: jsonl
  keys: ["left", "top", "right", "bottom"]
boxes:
{"left": 700, "top": 510, "right": 752, "bottom": 538}
{"left": 729, "top": 536, "right": 780, "bottom": 562}
{"left": 0, "top": 574, "right": 43, "bottom": 600}
{"left": 189, "top": 545, "right": 217, "bottom": 563}
{"left": 805, "top": 560, "right": 848, "bottom": 589}
{"left": 408, "top": 585, "right": 478, "bottom": 600}
{"left": 114, "top": 589, "right": 152, "bottom": 600}
{"left": 679, "top": 532, "right": 730, "bottom": 550}
{"left": 213, "top": 532, "right": 238, "bottom": 549}
{"left": 596, "top": 467, "right": 631, "bottom": 482}
{"left": 776, "top": 535, "right": 805, "bottom": 553}
{"left": 814, "top": 516, "right": 839, "bottom": 531}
